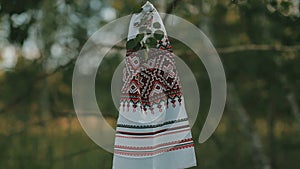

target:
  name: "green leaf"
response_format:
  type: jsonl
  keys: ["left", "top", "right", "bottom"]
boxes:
{"left": 135, "top": 33, "right": 145, "bottom": 42}
{"left": 126, "top": 39, "right": 135, "bottom": 50}
{"left": 145, "top": 29, "right": 152, "bottom": 35}
{"left": 126, "top": 34, "right": 144, "bottom": 50}
{"left": 153, "top": 22, "right": 161, "bottom": 29}
{"left": 154, "top": 30, "right": 164, "bottom": 40}
{"left": 133, "top": 42, "right": 142, "bottom": 51}
{"left": 145, "top": 37, "right": 157, "bottom": 48}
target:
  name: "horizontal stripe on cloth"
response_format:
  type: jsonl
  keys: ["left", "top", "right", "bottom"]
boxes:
{"left": 114, "top": 142, "right": 194, "bottom": 157}
{"left": 115, "top": 128, "right": 191, "bottom": 139}
{"left": 113, "top": 146, "right": 197, "bottom": 168}
{"left": 114, "top": 128, "right": 193, "bottom": 148}
{"left": 115, "top": 119, "right": 189, "bottom": 133}
{"left": 116, "top": 124, "right": 190, "bottom": 136}
{"left": 114, "top": 140, "right": 193, "bottom": 152}
{"left": 115, "top": 138, "right": 193, "bottom": 151}
{"left": 117, "top": 118, "right": 188, "bottom": 129}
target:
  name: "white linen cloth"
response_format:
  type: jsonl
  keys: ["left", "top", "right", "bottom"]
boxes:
{"left": 112, "top": 2, "right": 197, "bottom": 169}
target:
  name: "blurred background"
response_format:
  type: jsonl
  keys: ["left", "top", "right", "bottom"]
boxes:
{"left": 0, "top": 0, "right": 300, "bottom": 168}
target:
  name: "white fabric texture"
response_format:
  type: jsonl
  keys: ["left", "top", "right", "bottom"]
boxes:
{"left": 112, "top": 1, "right": 197, "bottom": 169}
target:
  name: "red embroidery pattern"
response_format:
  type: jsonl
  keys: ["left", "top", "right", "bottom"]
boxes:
{"left": 114, "top": 138, "right": 193, "bottom": 150}
{"left": 120, "top": 42, "right": 182, "bottom": 114}
{"left": 114, "top": 143, "right": 194, "bottom": 157}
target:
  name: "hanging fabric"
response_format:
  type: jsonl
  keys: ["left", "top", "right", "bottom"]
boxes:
{"left": 113, "top": 1, "right": 197, "bottom": 169}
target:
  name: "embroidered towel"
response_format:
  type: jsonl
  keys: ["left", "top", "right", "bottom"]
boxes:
{"left": 112, "top": 2, "right": 197, "bottom": 169}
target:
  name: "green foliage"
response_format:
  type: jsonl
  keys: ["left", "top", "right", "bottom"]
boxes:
{"left": 0, "top": 0, "right": 300, "bottom": 169}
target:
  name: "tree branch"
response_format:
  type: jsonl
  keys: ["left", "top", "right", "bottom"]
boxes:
{"left": 217, "top": 44, "right": 300, "bottom": 54}
{"left": 163, "top": 0, "right": 181, "bottom": 22}
{"left": 1, "top": 43, "right": 300, "bottom": 115}
{"left": 166, "top": 0, "right": 180, "bottom": 14}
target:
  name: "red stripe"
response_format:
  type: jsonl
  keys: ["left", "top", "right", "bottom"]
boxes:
{"left": 114, "top": 138, "right": 193, "bottom": 150}
{"left": 114, "top": 143, "right": 194, "bottom": 156}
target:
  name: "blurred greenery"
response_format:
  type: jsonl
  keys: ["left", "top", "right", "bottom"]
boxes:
{"left": 0, "top": 0, "right": 300, "bottom": 169}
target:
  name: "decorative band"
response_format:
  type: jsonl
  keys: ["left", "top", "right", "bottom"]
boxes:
{"left": 115, "top": 128, "right": 191, "bottom": 139}
{"left": 114, "top": 138, "right": 193, "bottom": 150}
{"left": 116, "top": 125, "right": 190, "bottom": 136}
{"left": 114, "top": 142, "right": 194, "bottom": 157}
{"left": 116, "top": 118, "right": 188, "bottom": 129}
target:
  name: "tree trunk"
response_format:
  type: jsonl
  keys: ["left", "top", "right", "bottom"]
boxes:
{"left": 227, "top": 83, "right": 271, "bottom": 169}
